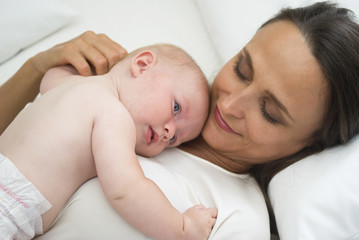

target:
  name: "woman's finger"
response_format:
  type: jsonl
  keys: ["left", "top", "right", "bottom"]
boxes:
{"left": 78, "top": 31, "right": 127, "bottom": 75}
{"left": 94, "top": 33, "right": 128, "bottom": 69}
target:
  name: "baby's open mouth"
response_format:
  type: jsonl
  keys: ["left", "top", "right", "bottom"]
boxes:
{"left": 147, "top": 126, "right": 159, "bottom": 144}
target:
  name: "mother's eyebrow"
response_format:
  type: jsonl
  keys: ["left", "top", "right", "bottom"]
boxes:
{"left": 265, "top": 90, "right": 295, "bottom": 123}
{"left": 243, "top": 48, "right": 254, "bottom": 79}
{"left": 244, "top": 47, "right": 295, "bottom": 123}
{"left": 245, "top": 47, "right": 294, "bottom": 123}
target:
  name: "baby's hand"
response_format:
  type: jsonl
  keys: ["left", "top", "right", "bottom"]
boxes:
{"left": 182, "top": 204, "right": 217, "bottom": 240}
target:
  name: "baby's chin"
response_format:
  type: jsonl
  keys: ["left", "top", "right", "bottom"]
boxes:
{"left": 135, "top": 145, "right": 164, "bottom": 158}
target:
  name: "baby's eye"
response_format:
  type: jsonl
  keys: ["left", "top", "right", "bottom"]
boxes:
{"left": 174, "top": 101, "right": 181, "bottom": 115}
{"left": 169, "top": 135, "right": 177, "bottom": 145}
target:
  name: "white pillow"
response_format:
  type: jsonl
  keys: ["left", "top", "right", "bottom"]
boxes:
{"left": 0, "top": 0, "right": 77, "bottom": 64}
{"left": 195, "top": 0, "right": 291, "bottom": 64}
{"left": 195, "top": 0, "right": 359, "bottom": 64}
{"left": 269, "top": 135, "right": 359, "bottom": 239}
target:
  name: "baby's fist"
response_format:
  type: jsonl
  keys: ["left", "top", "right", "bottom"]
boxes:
{"left": 182, "top": 204, "right": 217, "bottom": 240}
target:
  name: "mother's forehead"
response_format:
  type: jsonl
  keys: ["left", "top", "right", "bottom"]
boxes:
{"left": 247, "top": 21, "right": 328, "bottom": 121}
{"left": 249, "top": 21, "right": 308, "bottom": 58}
{"left": 247, "top": 21, "right": 323, "bottom": 82}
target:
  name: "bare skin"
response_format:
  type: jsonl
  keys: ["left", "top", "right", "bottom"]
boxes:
{"left": 0, "top": 45, "right": 215, "bottom": 239}
{"left": 182, "top": 21, "right": 327, "bottom": 173}
{"left": 0, "top": 32, "right": 217, "bottom": 239}
{"left": 0, "top": 31, "right": 126, "bottom": 134}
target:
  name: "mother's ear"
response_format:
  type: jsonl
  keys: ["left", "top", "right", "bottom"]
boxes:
{"left": 131, "top": 50, "right": 157, "bottom": 77}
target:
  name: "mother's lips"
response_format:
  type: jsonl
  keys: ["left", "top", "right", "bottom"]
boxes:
{"left": 214, "top": 105, "right": 240, "bottom": 135}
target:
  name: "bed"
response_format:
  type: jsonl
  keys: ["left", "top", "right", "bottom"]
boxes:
{"left": 1, "top": 0, "right": 359, "bottom": 239}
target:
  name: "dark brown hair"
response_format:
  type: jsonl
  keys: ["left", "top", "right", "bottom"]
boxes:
{"left": 249, "top": 2, "right": 359, "bottom": 238}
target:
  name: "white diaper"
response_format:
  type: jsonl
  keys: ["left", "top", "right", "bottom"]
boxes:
{"left": 0, "top": 153, "right": 51, "bottom": 240}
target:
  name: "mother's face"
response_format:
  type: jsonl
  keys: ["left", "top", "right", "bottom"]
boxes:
{"left": 202, "top": 20, "right": 328, "bottom": 165}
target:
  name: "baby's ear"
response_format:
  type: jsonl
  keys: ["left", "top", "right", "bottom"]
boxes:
{"left": 131, "top": 50, "right": 157, "bottom": 77}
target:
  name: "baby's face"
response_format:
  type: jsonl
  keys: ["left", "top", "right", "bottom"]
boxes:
{"left": 128, "top": 70, "right": 209, "bottom": 157}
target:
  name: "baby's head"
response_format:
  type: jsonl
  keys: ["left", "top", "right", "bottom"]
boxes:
{"left": 119, "top": 44, "right": 210, "bottom": 157}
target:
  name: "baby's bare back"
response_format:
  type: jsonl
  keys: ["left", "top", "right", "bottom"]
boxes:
{"left": 0, "top": 76, "right": 122, "bottom": 231}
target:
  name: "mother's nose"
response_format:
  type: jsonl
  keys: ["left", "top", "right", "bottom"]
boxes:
{"left": 221, "top": 88, "right": 252, "bottom": 118}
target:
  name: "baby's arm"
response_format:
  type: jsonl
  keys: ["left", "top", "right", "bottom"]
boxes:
{"left": 92, "top": 102, "right": 217, "bottom": 240}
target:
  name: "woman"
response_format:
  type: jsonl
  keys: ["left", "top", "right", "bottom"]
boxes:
{"left": 2, "top": 2, "right": 359, "bottom": 239}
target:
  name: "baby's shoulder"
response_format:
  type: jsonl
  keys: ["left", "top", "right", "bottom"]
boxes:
{"left": 64, "top": 79, "right": 118, "bottom": 102}
{"left": 74, "top": 81, "right": 128, "bottom": 115}
{"left": 43, "top": 78, "right": 124, "bottom": 116}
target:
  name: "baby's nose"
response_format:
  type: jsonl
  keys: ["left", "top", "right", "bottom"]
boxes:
{"left": 163, "top": 120, "right": 177, "bottom": 142}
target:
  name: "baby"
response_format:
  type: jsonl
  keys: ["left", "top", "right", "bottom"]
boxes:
{"left": 0, "top": 44, "right": 216, "bottom": 240}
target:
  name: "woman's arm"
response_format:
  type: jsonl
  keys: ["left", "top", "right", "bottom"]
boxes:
{"left": 0, "top": 31, "right": 127, "bottom": 134}
{"left": 0, "top": 57, "right": 43, "bottom": 134}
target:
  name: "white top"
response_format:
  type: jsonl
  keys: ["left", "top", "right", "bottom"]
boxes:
{"left": 36, "top": 148, "right": 270, "bottom": 239}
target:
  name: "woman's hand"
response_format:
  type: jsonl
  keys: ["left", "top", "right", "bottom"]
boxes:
{"left": 32, "top": 31, "right": 127, "bottom": 76}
